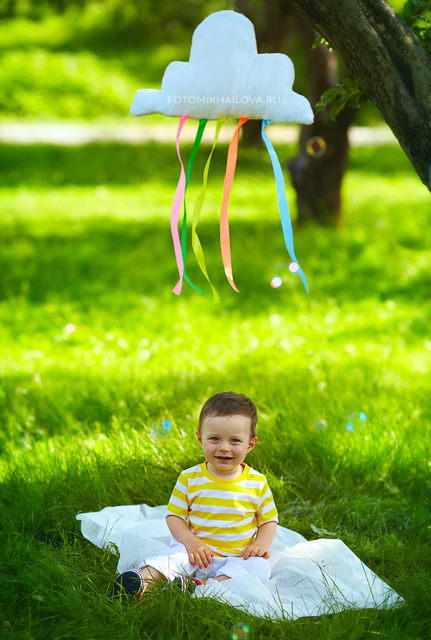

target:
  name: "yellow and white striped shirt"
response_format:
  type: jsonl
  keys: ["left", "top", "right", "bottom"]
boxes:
{"left": 166, "top": 461, "right": 278, "bottom": 557}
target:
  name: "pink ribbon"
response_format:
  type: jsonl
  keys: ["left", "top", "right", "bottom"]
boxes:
{"left": 171, "top": 115, "right": 189, "bottom": 296}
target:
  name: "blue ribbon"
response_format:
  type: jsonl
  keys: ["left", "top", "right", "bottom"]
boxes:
{"left": 261, "top": 119, "right": 309, "bottom": 294}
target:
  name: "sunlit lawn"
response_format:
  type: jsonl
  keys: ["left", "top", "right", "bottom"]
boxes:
{"left": 0, "top": 136, "right": 430, "bottom": 640}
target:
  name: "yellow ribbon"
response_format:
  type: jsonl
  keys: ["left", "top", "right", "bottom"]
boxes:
{"left": 191, "top": 119, "right": 226, "bottom": 303}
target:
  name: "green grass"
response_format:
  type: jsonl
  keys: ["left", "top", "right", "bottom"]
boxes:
{"left": 0, "top": 134, "right": 430, "bottom": 640}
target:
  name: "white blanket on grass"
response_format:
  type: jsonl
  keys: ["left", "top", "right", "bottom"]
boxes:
{"left": 76, "top": 503, "right": 404, "bottom": 621}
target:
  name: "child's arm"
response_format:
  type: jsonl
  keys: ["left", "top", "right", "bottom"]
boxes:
{"left": 242, "top": 521, "right": 278, "bottom": 560}
{"left": 254, "top": 521, "right": 277, "bottom": 549}
{"left": 167, "top": 515, "right": 215, "bottom": 568}
{"left": 166, "top": 515, "right": 199, "bottom": 546}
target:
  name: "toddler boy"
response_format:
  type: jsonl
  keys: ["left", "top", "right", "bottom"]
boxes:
{"left": 109, "top": 391, "right": 278, "bottom": 600}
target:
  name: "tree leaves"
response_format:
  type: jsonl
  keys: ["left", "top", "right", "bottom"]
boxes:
{"left": 312, "top": 33, "right": 333, "bottom": 51}
{"left": 315, "top": 78, "right": 368, "bottom": 121}
{"left": 401, "top": 0, "right": 429, "bottom": 22}
{"left": 401, "top": 0, "right": 431, "bottom": 51}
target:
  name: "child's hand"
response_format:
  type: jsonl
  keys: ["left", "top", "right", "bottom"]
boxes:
{"left": 185, "top": 539, "right": 215, "bottom": 569}
{"left": 241, "top": 543, "right": 270, "bottom": 560}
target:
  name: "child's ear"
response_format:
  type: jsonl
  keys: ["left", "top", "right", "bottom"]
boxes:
{"left": 248, "top": 436, "right": 258, "bottom": 450}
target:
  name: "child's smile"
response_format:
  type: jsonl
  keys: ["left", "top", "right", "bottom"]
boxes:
{"left": 196, "top": 414, "right": 258, "bottom": 477}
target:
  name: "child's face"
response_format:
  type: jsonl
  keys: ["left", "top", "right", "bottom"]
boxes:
{"left": 196, "top": 414, "right": 258, "bottom": 474}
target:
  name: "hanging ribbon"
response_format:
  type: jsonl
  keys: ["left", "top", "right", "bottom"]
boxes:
{"left": 172, "top": 115, "right": 189, "bottom": 296}
{"left": 191, "top": 119, "right": 226, "bottom": 304}
{"left": 180, "top": 118, "right": 208, "bottom": 293}
{"left": 220, "top": 116, "right": 248, "bottom": 292}
{"left": 261, "top": 119, "right": 309, "bottom": 294}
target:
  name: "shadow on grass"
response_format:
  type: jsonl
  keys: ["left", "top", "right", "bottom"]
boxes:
{"left": 0, "top": 214, "right": 429, "bottom": 311}
{"left": 0, "top": 141, "right": 277, "bottom": 187}
{"left": 346, "top": 146, "right": 414, "bottom": 176}
{"left": 0, "top": 142, "right": 415, "bottom": 188}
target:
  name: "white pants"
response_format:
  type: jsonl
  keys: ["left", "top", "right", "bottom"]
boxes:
{"left": 138, "top": 538, "right": 271, "bottom": 584}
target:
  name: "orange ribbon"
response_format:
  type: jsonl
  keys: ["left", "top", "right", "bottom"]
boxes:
{"left": 220, "top": 117, "right": 248, "bottom": 292}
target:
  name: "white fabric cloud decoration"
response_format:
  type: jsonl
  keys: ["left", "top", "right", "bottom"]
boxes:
{"left": 130, "top": 10, "right": 314, "bottom": 300}
{"left": 130, "top": 10, "right": 314, "bottom": 124}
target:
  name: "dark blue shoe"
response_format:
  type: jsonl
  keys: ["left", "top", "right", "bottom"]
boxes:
{"left": 108, "top": 569, "right": 145, "bottom": 601}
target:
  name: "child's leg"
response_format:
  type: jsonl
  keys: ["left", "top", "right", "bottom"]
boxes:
{"left": 203, "top": 574, "right": 230, "bottom": 584}
{"left": 140, "top": 565, "right": 167, "bottom": 591}
{"left": 214, "top": 575, "right": 229, "bottom": 582}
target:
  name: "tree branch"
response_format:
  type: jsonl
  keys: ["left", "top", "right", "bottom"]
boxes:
{"left": 288, "top": 0, "right": 431, "bottom": 191}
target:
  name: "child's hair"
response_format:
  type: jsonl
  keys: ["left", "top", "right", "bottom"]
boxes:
{"left": 198, "top": 391, "right": 257, "bottom": 441}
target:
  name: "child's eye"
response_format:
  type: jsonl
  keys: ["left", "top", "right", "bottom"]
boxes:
{"left": 210, "top": 437, "right": 240, "bottom": 442}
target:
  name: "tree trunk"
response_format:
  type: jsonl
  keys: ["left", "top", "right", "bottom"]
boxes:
{"left": 288, "top": 0, "right": 431, "bottom": 192}
{"left": 287, "top": 16, "right": 357, "bottom": 226}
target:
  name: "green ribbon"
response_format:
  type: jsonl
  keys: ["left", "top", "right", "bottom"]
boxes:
{"left": 180, "top": 118, "right": 208, "bottom": 292}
